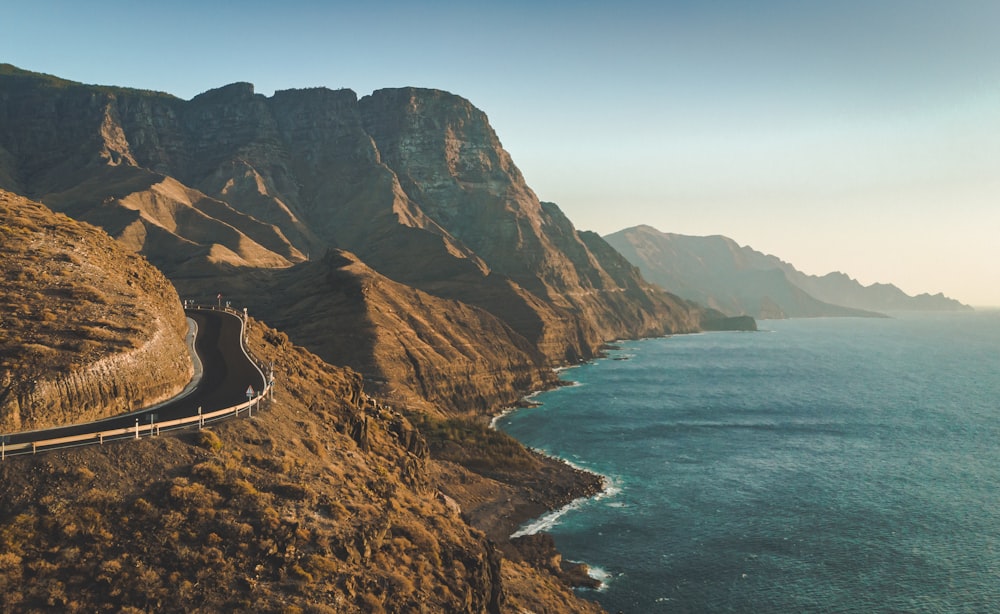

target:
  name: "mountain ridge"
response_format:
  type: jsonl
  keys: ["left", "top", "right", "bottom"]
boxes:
{"left": 0, "top": 66, "right": 746, "bottom": 411}
{"left": 605, "top": 224, "right": 970, "bottom": 318}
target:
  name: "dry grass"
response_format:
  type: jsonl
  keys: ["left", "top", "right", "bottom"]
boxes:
{"left": 0, "top": 190, "right": 189, "bottom": 429}
{"left": 0, "top": 191, "right": 181, "bottom": 375}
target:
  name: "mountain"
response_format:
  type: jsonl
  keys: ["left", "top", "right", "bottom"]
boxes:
{"left": 605, "top": 225, "right": 970, "bottom": 318}
{"left": 787, "top": 270, "right": 972, "bottom": 314}
{"left": 0, "top": 64, "right": 747, "bottom": 416}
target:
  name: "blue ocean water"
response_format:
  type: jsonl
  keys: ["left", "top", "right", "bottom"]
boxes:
{"left": 498, "top": 312, "right": 1000, "bottom": 613}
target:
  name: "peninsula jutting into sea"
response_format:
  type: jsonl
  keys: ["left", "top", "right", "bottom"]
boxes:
{"left": 0, "top": 64, "right": 973, "bottom": 612}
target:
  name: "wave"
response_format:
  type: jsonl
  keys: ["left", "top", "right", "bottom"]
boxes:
{"left": 578, "top": 563, "right": 613, "bottom": 592}
{"left": 510, "top": 458, "right": 621, "bottom": 538}
{"left": 510, "top": 496, "right": 589, "bottom": 538}
{"left": 488, "top": 406, "right": 517, "bottom": 430}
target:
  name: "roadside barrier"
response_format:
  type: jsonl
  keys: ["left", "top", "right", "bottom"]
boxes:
{"left": 1, "top": 303, "right": 272, "bottom": 459}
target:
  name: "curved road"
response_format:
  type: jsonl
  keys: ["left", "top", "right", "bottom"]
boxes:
{"left": 3, "top": 307, "right": 266, "bottom": 449}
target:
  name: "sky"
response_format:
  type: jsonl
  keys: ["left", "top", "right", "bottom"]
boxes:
{"left": 4, "top": 0, "right": 999, "bottom": 306}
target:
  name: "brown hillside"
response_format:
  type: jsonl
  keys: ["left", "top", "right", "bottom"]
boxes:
{"left": 182, "top": 249, "right": 558, "bottom": 416}
{"left": 0, "top": 317, "right": 603, "bottom": 613}
{"left": 0, "top": 190, "right": 190, "bottom": 431}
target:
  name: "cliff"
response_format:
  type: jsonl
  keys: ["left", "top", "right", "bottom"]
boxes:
{"left": 0, "top": 190, "right": 191, "bottom": 431}
{"left": 606, "top": 225, "right": 969, "bottom": 318}
{"left": 233, "top": 249, "right": 559, "bottom": 415}
{"left": 0, "top": 66, "right": 717, "bottom": 410}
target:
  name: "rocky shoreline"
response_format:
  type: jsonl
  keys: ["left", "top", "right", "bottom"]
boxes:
{"left": 474, "top": 390, "right": 613, "bottom": 592}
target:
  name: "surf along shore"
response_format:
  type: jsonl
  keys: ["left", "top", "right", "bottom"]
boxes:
{"left": 473, "top": 373, "right": 617, "bottom": 590}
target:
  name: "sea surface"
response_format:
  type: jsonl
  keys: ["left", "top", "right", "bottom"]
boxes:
{"left": 497, "top": 312, "right": 1000, "bottom": 613}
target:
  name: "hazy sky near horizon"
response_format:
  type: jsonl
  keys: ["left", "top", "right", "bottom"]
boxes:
{"left": 4, "top": 0, "right": 999, "bottom": 306}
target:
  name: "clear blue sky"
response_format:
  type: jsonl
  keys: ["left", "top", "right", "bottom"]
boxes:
{"left": 5, "top": 0, "right": 999, "bottom": 306}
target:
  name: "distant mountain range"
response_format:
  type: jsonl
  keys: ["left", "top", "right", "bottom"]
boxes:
{"left": 605, "top": 225, "right": 971, "bottom": 318}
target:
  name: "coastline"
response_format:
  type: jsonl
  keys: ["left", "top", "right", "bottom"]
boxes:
{"left": 478, "top": 368, "right": 621, "bottom": 592}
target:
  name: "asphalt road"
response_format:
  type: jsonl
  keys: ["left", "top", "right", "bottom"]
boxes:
{"left": 4, "top": 308, "right": 266, "bottom": 447}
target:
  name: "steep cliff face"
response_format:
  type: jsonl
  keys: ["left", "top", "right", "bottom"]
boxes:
{"left": 0, "top": 65, "right": 715, "bottom": 410}
{"left": 356, "top": 89, "right": 705, "bottom": 352}
{"left": 0, "top": 190, "right": 191, "bottom": 431}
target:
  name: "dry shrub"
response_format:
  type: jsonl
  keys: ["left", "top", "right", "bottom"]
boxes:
{"left": 196, "top": 430, "right": 223, "bottom": 452}
{"left": 167, "top": 478, "right": 222, "bottom": 510}
{"left": 301, "top": 437, "right": 325, "bottom": 458}
{"left": 303, "top": 554, "right": 338, "bottom": 579}
{"left": 63, "top": 284, "right": 109, "bottom": 304}
{"left": 131, "top": 497, "right": 155, "bottom": 518}
{"left": 268, "top": 482, "right": 313, "bottom": 502}
{"left": 0, "top": 552, "right": 23, "bottom": 590}
{"left": 359, "top": 593, "right": 385, "bottom": 614}
{"left": 289, "top": 564, "right": 314, "bottom": 584}
{"left": 387, "top": 570, "right": 416, "bottom": 596}
{"left": 191, "top": 461, "right": 226, "bottom": 485}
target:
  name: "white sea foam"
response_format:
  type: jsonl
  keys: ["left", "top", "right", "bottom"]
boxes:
{"left": 510, "top": 495, "right": 590, "bottom": 538}
{"left": 488, "top": 406, "right": 516, "bottom": 430}
{"left": 585, "top": 565, "right": 612, "bottom": 592}
{"left": 509, "top": 458, "right": 621, "bottom": 538}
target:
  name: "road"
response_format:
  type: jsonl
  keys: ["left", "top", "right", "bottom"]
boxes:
{"left": 3, "top": 307, "right": 266, "bottom": 449}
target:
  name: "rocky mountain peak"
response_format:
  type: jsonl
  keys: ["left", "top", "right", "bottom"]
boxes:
{"left": 189, "top": 81, "right": 258, "bottom": 103}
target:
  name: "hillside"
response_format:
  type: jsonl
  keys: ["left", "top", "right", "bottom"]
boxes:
{"left": 0, "top": 190, "right": 191, "bottom": 431}
{"left": 0, "top": 312, "right": 603, "bottom": 613}
{"left": 606, "top": 225, "right": 969, "bottom": 318}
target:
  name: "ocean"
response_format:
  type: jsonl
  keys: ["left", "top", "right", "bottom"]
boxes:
{"left": 497, "top": 312, "right": 1000, "bottom": 613}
